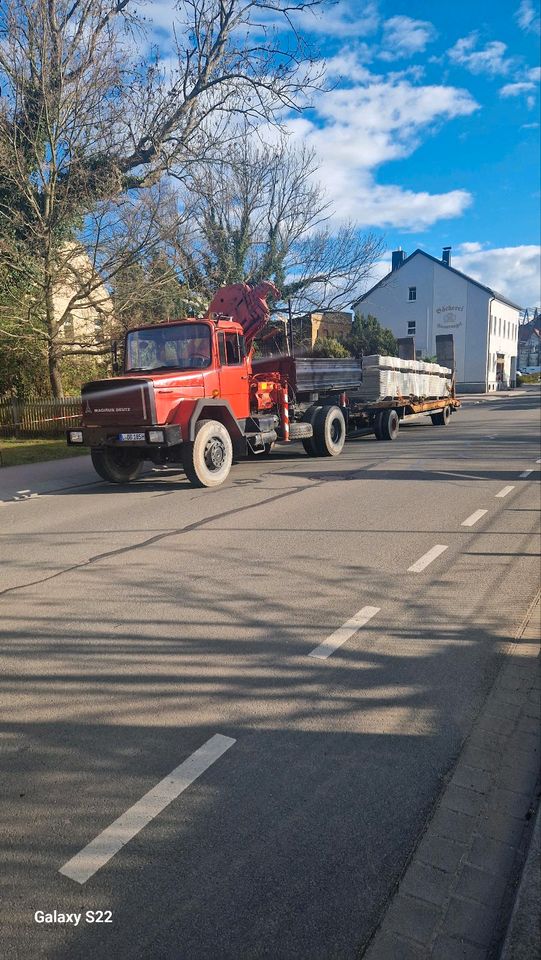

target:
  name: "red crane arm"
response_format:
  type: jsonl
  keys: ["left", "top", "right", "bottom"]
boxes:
{"left": 207, "top": 281, "right": 280, "bottom": 346}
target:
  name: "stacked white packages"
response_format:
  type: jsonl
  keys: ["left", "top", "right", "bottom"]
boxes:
{"left": 361, "top": 356, "right": 452, "bottom": 401}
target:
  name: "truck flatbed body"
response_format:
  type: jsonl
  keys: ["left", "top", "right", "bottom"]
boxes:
{"left": 252, "top": 356, "right": 363, "bottom": 393}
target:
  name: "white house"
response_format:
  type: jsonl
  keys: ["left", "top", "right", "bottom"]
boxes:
{"left": 353, "top": 248, "right": 522, "bottom": 392}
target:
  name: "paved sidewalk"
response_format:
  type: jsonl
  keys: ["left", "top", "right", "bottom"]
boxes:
{"left": 500, "top": 803, "right": 541, "bottom": 960}
{"left": 459, "top": 391, "right": 527, "bottom": 403}
{"left": 362, "top": 594, "right": 541, "bottom": 960}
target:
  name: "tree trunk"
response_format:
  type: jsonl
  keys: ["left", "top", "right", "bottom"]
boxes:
{"left": 48, "top": 352, "right": 64, "bottom": 399}
{"left": 45, "top": 280, "right": 64, "bottom": 399}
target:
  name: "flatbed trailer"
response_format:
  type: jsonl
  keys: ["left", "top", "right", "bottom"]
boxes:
{"left": 252, "top": 355, "right": 460, "bottom": 442}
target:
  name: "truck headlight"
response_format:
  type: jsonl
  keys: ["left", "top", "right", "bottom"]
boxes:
{"left": 148, "top": 429, "right": 165, "bottom": 443}
{"left": 68, "top": 430, "right": 84, "bottom": 443}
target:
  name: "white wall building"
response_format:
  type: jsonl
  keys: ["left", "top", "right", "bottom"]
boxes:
{"left": 354, "top": 248, "right": 522, "bottom": 392}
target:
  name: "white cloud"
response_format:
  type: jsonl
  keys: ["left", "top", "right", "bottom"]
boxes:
{"left": 448, "top": 34, "right": 515, "bottom": 76}
{"left": 324, "top": 50, "right": 373, "bottom": 83}
{"left": 453, "top": 245, "right": 541, "bottom": 308}
{"left": 292, "top": 1, "right": 380, "bottom": 39}
{"left": 286, "top": 71, "right": 478, "bottom": 230}
{"left": 521, "top": 121, "right": 539, "bottom": 128}
{"left": 379, "top": 16, "right": 437, "bottom": 61}
{"left": 516, "top": 0, "right": 541, "bottom": 35}
{"left": 500, "top": 81, "right": 537, "bottom": 97}
{"left": 457, "top": 242, "right": 484, "bottom": 254}
{"left": 499, "top": 64, "right": 540, "bottom": 100}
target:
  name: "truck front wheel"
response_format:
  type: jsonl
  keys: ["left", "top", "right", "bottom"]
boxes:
{"left": 91, "top": 447, "right": 144, "bottom": 483}
{"left": 312, "top": 405, "right": 346, "bottom": 456}
{"left": 183, "top": 420, "right": 233, "bottom": 487}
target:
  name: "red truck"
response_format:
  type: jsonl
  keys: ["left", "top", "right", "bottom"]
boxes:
{"left": 67, "top": 281, "right": 459, "bottom": 487}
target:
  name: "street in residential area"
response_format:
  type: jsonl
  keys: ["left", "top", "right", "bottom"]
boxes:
{"left": 1, "top": 390, "right": 539, "bottom": 960}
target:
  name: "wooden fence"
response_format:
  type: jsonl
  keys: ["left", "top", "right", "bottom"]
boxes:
{"left": 0, "top": 397, "right": 82, "bottom": 438}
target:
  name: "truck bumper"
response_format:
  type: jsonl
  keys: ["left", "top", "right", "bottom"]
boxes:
{"left": 67, "top": 424, "right": 182, "bottom": 448}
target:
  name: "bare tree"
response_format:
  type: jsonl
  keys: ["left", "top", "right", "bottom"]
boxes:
{"left": 173, "top": 133, "right": 384, "bottom": 314}
{"left": 0, "top": 0, "right": 322, "bottom": 396}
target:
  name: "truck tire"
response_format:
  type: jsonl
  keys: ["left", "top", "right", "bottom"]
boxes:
{"left": 182, "top": 419, "right": 233, "bottom": 487}
{"left": 373, "top": 412, "right": 383, "bottom": 440}
{"left": 431, "top": 406, "right": 451, "bottom": 426}
{"left": 312, "top": 405, "right": 346, "bottom": 456}
{"left": 289, "top": 422, "right": 314, "bottom": 440}
{"left": 377, "top": 409, "right": 400, "bottom": 441}
{"left": 301, "top": 405, "right": 322, "bottom": 456}
{"left": 91, "top": 447, "right": 144, "bottom": 483}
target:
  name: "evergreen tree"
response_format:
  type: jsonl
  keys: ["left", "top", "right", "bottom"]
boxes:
{"left": 341, "top": 313, "right": 398, "bottom": 358}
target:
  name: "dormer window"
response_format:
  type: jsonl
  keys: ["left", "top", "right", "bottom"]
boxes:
{"left": 408, "top": 287, "right": 417, "bottom": 301}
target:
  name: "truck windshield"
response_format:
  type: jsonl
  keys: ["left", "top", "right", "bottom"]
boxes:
{"left": 125, "top": 323, "right": 212, "bottom": 373}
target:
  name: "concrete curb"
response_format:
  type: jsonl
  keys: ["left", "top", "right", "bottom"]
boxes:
{"left": 499, "top": 802, "right": 541, "bottom": 960}
{"left": 362, "top": 595, "right": 541, "bottom": 960}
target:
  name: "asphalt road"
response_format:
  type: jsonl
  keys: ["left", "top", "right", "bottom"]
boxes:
{"left": 1, "top": 390, "right": 540, "bottom": 960}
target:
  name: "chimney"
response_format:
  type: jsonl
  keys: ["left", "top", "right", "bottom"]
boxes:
{"left": 392, "top": 248, "right": 406, "bottom": 271}
{"left": 442, "top": 246, "right": 451, "bottom": 267}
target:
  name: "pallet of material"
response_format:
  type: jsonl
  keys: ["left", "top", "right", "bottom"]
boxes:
{"left": 361, "top": 356, "right": 452, "bottom": 401}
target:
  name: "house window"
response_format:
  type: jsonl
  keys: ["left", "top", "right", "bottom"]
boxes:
{"left": 407, "top": 321, "right": 416, "bottom": 335}
{"left": 408, "top": 287, "right": 417, "bottom": 301}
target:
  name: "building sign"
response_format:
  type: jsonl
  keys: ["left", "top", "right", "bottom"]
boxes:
{"left": 435, "top": 305, "right": 464, "bottom": 330}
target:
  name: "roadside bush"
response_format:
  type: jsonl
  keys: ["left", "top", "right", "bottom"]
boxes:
{"left": 311, "top": 336, "right": 352, "bottom": 358}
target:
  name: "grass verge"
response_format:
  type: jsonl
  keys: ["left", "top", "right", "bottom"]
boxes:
{"left": 0, "top": 438, "right": 89, "bottom": 468}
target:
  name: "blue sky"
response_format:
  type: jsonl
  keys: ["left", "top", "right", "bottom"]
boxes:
{"left": 148, "top": 0, "right": 541, "bottom": 307}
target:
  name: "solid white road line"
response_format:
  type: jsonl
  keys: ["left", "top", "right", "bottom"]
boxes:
{"left": 59, "top": 734, "right": 236, "bottom": 885}
{"left": 462, "top": 509, "right": 488, "bottom": 527}
{"left": 495, "top": 486, "right": 515, "bottom": 498}
{"left": 520, "top": 470, "right": 533, "bottom": 478}
{"left": 308, "top": 606, "right": 380, "bottom": 660}
{"left": 408, "top": 544, "right": 448, "bottom": 573}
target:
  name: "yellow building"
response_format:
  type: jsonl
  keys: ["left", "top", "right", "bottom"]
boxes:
{"left": 54, "top": 245, "right": 114, "bottom": 348}
{"left": 294, "top": 311, "right": 352, "bottom": 348}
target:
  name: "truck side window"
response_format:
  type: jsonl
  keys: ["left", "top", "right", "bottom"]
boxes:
{"left": 224, "top": 333, "right": 241, "bottom": 365}
{"left": 218, "top": 332, "right": 227, "bottom": 365}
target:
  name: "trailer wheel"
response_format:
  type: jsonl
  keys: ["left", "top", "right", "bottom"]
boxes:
{"left": 373, "top": 412, "right": 383, "bottom": 440}
{"left": 377, "top": 409, "right": 400, "bottom": 441}
{"left": 91, "top": 447, "right": 144, "bottom": 483}
{"left": 301, "top": 405, "right": 322, "bottom": 456}
{"left": 183, "top": 419, "right": 233, "bottom": 487}
{"left": 313, "top": 405, "right": 346, "bottom": 456}
{"left": 431, "top": 406, "right": 451, "bottom": 426}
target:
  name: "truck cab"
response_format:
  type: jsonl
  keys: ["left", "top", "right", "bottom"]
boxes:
{"left": 124, "top": 317, "right": 251, "bottom": 421}
{"left": 68, "top": 314, "right": 280, "bottom": 487}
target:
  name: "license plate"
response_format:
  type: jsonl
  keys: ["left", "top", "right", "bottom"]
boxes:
{"left": 118, "top": 432, "right": 145, "bottom": 441}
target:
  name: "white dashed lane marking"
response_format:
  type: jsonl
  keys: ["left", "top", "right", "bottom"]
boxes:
{"left": 462, "top": 510, "right": 488, "bottom": 527}
{"left": 308, "top": 606, "right": 380, "bottom": 660}
{"left": 59, "top": 735, "right": 236, "bottom": 885}
{"left": 495, "top": 486, "right": 515, "bottom": 498}
{"left": 408, "top": 545, "right": 448, "bottom": 573}
{"left": 520, "top": 470, "right": 533, "bottom": 478}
